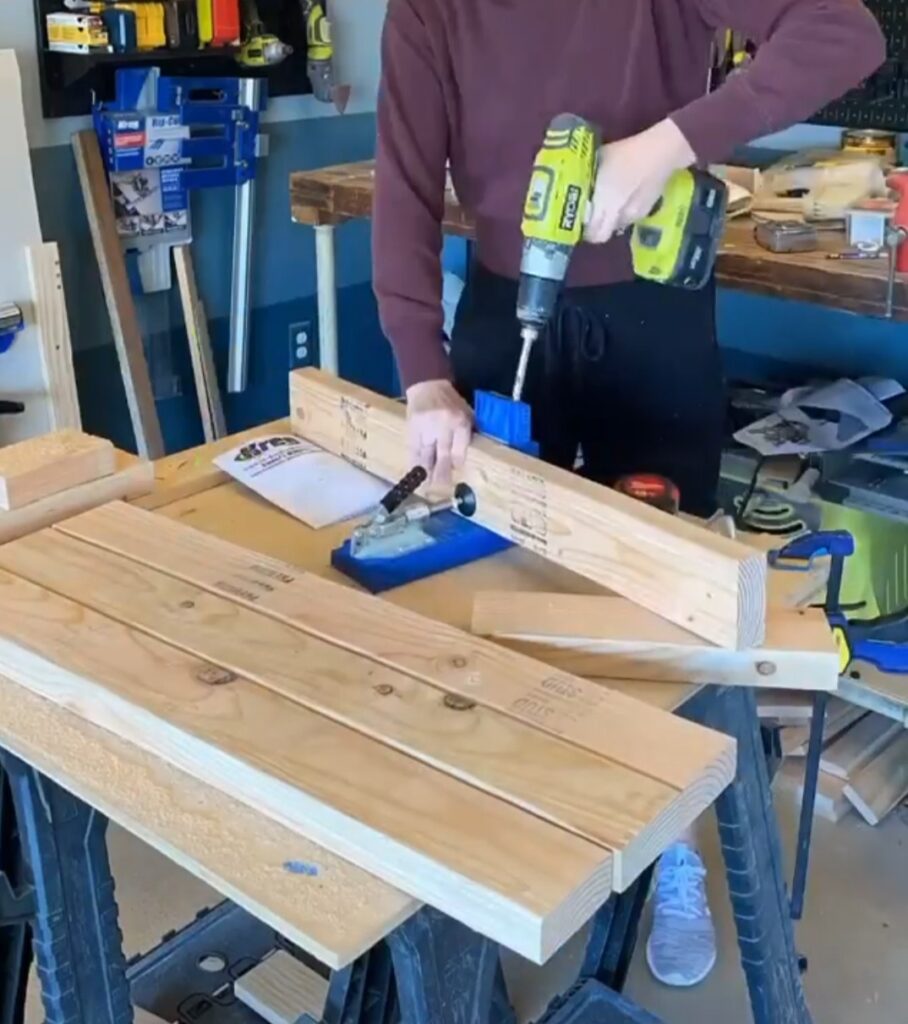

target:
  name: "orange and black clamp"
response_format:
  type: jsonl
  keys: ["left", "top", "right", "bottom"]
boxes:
{"left": 614, "top": 474, "right": 681, "bottom": 516}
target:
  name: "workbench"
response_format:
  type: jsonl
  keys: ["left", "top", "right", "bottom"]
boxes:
{"left": 0, "top": 423, "right": 812, "bottom": 1024}
{"left": 289, "top": 160, "right": 908, "bottom": 374}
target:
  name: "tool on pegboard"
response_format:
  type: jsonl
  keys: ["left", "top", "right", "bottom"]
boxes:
{"left": 300, "top": 0, "right": 350, "bottom": 112}
{"left": 236, "top": 0, "right": 293, "bottom": 67}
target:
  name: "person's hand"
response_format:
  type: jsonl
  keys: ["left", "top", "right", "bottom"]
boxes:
{"left": 585, "top": 119, "right": 697, "bottom": 245}
{"left": 405, "top": 379, "right": 473, "bottom": 489}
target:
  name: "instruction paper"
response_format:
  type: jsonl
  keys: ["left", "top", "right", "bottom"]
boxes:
{"left": 213, "top": 434, "right": 388, "bottom": 529}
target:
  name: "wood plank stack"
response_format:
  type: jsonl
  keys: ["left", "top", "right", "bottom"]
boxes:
{"left": 0, "top": 430, "right": 152, "bottom": 542}
{"left": 0, "top": 501, "right": 735, "bottom": 963}
{"left": 762, "top": 692, "right": 908, "bottom": 825}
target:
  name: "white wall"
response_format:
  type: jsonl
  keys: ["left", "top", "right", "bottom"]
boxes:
{"left": 0, "top": 0, "right": 387, "bottom": 149}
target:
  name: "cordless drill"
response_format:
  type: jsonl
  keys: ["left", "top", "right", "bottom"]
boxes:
{"left": 513, "top": 113, "right": 728, "bottom": 401}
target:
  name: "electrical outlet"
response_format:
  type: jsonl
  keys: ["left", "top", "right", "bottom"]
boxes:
{"left": 288, "top": 321, "right": 314, "bottom": 369}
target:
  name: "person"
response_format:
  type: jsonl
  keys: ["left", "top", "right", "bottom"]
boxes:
{"left": 372, "top": 0, "right": 885, "bottom": 988}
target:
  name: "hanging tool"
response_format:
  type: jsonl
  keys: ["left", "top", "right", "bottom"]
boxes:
{"left": 236, "top": 0, "right": 292, "bottom": 66}
{"left": 300, "top": 0, "right": 350, "bottom": 113}
{"left": 0, "top": 304, "right": 24, "bottom": 355}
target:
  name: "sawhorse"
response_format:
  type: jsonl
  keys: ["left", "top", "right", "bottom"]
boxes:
{"left": 0, "top": 686, "right": 811, "bottom": 1024}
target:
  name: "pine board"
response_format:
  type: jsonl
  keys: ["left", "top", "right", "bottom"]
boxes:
{"left": 843, "top": 729, "right": 908, "bottom": 826}
{"left": 290, "top": 369, "right": 767, "bottom": 650}
{"left": 0, "top": 451, "right": 152, "bottom": 543}
{"left": 471, "top": 592, "right": 839, "bottom": 691}
{"left": 819, "top": 713, "right": 901, "bottom": 781}
{"left": 0, "top": 565, "right": 614, "bottom": 963}
{"left": 57, "top": 502, "right": 735, "bottom": 795}
{"left": 235, "top": 951, "right": 329, "bottom": 1024}
{"left": 0, "top": 430, "right": 114, "bottom": 510}
{"left": 757, "top": 690, "right": 815, "bottom": 723}
{"left": 776, "top": 763, "right": 852, "bottom": 823}
{"left": 0, "top": 674, "right": 417, "bottom": 968}
{"left": 782, "top": 702, "right": 866, "bottom": 758}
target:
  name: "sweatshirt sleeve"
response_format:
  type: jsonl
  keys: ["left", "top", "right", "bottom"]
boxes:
{"left": 372, "top": 0, "right": 452, "bottom": 390}
{"left": 672, "top": 0, "right": 887, "bottom": 163}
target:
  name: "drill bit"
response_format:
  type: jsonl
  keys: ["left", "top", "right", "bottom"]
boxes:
{"left": 512, "top": 325, "right": 539, "bottom": 402}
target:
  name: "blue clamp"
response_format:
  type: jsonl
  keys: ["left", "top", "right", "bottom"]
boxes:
{"left": 767, "top": 530, "right": 855, "bottom": 573}
{"left": 0, "top": 303, "right": 24, "bottom": 354}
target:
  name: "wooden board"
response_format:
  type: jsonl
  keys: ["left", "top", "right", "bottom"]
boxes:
{"left": 819, "top": 713, "right": 901, "bottom": 781}
{"left": 0, "top": 451, "right": 152, "bottom": 543}
{"left": 471, "top": 593, "right": 839, "bottom": 691}
{"left": 290, "top": 369, "right": 767, "bottom": 650}
{"left": 25, "top": 243, "right": 81, "bottom": 432}
{"left": 235, "top": 951, "right": 329, "bottom": 1024}
{"left": 173, "top": 245, "right": 226, "bottom": 443}
{"left": 0, "top": 429, "right": 115, "bottom": 510}
{"left": 843, "top": 729, "right": 908, "bottom": 826}
{"left": 58, "top": 502, "right": 735, "bottom": 795}
{"left": 71, "top": 130, "right": 164, "bottom": 460}
{"left": 757, "top": 689, "right": 815, "bottom": 724}
{"left": 0, "top": 568, "right": 616, "bottom": 963}
{"left": 0, "top": 528, "right": 698, "bottom": 878}
{"left": 781, "top": 702, "right": 866, "bottom": 758}
{"left": 134, "top": 420, "right": 291, "bottom": 510}
{"left": 837, "top": 662, "right": 908, "bottom": 727}
{"left": 776, "top": 763, "right": 852, "bottom": 823}
{"left": 0, "top": 674, "right": 416, "bottom": 968}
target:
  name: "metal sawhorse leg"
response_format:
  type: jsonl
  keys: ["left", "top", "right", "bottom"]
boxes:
{"left": 0, "top": 752, "right": 132, "bottom": 1024}
{"left": 0, "top": 765, "right": 32, "bottom": 1024}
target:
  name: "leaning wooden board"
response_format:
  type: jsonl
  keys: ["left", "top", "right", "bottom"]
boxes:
{"left": 0, "top": 504, "right": 735, "bottom": 963}
{"left": 290, "top": 369, "right": 767, "bottom": 650}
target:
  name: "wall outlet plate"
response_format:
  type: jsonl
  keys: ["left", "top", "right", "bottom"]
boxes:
{"left": 288, "top": 320, "right": 314, "bottom": 369}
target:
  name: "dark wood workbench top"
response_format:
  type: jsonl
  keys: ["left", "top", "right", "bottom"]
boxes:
{"left": 290, "top": 160, "right": 908, "bottom": 321}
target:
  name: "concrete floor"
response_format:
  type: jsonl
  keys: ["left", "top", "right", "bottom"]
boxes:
{"left": 24, "top": 786, "right": 908, "bottom": 1024}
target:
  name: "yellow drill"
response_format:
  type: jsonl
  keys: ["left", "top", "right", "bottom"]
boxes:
{"left": 514, "top": 113, "right": 728, "bottom": 401}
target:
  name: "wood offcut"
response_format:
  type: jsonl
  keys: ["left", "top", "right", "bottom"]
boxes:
{"left": 290, "top": 369, "right": 767, "bottom": 650}
{"left": 0, "top": 430, "right": 115, "bottom": 510}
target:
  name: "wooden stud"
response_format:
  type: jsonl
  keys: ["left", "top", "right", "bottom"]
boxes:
{"left": 71, "top": 131, "right": 164, "bottom": 459}
{"left": 843, "top": 729, "right": 908, "bottom": 826}
{"left": 0, "top": 430, "right": 115, "bottom": 510}
{"left": 471, "top": 592, "right": 839, "bottom": 691}
{"left": 290, "top": 369, "right": 767, "bottom": 650}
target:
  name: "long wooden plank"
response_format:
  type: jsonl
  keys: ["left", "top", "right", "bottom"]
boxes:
{"left": 133, "top": 419, "right": 290, "bottom": 510}
{"left": 57, "top": 502, "right": 736, "bottom": 795}
{"left": 0, "top": 429, "right": 115, "bottom": 510}
{"left": 0, "top": 674, "right": 416, "bottom": 968}
{"left": 819, "top": 713, "right": 901, "bottom": 780}
{"left": 25, "top": 242, "right": 82, "bottom": 431}
{"left": 173, "top": 245, "right": 226, "bottom": 443}
{"left": 0, "top": 568, "right": 612, "bottom": 962}
{"left": 289, "top": 369, "right": 766, "bottom": 649}
{"left": 843, "top": 729, "right": 908, "bottom": 826}
{"left": 0, "top": 451, "right": 152, "bottom": 543}
{"left": 471, "top": 592, "right": 839, "bottom": 691}
{"left": 71, "top": 130, "right": 164, "bottom": 459}
{"left": 0, "top": 528, "right": 695, "bottom": 881}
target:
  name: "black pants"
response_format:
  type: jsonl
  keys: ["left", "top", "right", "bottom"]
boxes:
{"left": 450, "top": 263, "right": 726, "bottom": 517}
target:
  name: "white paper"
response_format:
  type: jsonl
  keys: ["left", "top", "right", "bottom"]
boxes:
{"left": 213, "top": 434, "right": 388, "bottom": 529}
{"left": 735, "top": 377, "right": 904, "bottom": 457}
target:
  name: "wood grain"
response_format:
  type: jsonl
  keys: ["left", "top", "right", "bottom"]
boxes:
{"left": 843, "top": 729, "right": 908, "bottom": 826}
{"left": 0, "top": 567, "right": 613, "bottom": 962}
{"left": 0, "top": 429, "right": 114, "bottom": 510}
{"left": 235, "top": 951, "right": 329, "bottom": 1024}
{"left": 290, "top": 369, "right": 767, "bottom": 649}
{"left": 25, "top": 243, "right": 81, "bottom": 432}
{"left": 471, "top": 592, "right": 839, "bottom": 691}
{"left": 0, "top": 674, "right": 415, "bottom": 968}
{"left": 71, "top": 130, "right": 164, "bottom": 459}
{"left": 0, "top": 528, "right": 695, "bottom": 880}
{"left": 0, "top": 450, "right": 152, "bottom": 543}
{"left": 58, "top": 502, "right": 735, "bottom": 796}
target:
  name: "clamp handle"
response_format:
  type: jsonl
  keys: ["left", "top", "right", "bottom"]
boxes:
{"left": 380, "top": 466, "right": 428, "bottom": 517}
{"left": 768, "top": 530, "right": 855, "bottom": 569}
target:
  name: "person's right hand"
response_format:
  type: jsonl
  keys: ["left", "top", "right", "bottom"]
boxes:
{"left": 405, "top": 379, "right": 473, "bottom": 489}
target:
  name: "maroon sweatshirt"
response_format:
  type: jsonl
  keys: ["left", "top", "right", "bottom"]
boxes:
{"left": 373, "top": 0, "right": 886, "bottom": 389}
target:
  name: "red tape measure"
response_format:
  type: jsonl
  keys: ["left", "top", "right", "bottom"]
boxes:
{"left": 615, "top": 474, "right": 681, "bottom": 516}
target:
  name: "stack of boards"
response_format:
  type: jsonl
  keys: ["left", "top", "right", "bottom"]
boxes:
{"left": 0, "top": 500, "right": 736, "bottom": 963}
{"left": 759, "top": 691, "right": 908, "bottom": 826}
{"left": 0, "top": 429, "right": 152, "bottom": 542}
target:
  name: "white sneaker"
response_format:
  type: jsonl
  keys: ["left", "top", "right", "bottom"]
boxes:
{"left": 646, "top": 842, "right": 717, "bottom": 988}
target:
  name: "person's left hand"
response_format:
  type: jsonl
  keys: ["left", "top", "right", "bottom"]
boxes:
{"left": 585, "top": 119, "right": 697, "bottom": 246}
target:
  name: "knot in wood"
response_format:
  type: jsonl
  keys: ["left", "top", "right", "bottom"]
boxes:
{"left": 756, "top": 661, "right": 777, "bottom": 677}
{"left": 451, "top": 655, "right": 468, "bottom": 669}
{"left": 444, "top": 693, "right": 476, "bottom": 712}
{"left": 196, "top": 666, "right": 237, "bottom": 686}
{"left": 180, "top": 600, "right": 195, "bottom": 610}
{"left": 374, "top": 683, "right": 395, "bottom": 697}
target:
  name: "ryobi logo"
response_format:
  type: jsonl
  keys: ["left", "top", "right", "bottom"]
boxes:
{"left": 561, "top": 185, "right": 582, "bottom": 232}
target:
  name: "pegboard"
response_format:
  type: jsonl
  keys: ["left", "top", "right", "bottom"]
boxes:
{"left": 809, "top": 0, "right": 908, "bottom": 130}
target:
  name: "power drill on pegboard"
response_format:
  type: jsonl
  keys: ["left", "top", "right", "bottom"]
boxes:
{"left": 513, "top": 113, "right": 728, "bottom": 401}
{"left": 300, "top": 0, "right": 350, "bottom": 113}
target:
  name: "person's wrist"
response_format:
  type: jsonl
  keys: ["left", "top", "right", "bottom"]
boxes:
{"left": 651, "top": 118, "right": 697, "bottom": 172}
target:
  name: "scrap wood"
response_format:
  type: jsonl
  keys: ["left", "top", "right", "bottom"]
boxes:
{"left": 819, "top": 712, "right": 901, "bottom": 780}
{"left": 0, "top": 504, "right": 737, "bottom": 962}
{"left": 471, "top": 592, "right": 839, "bottom": 691}
{"left": 0, "top": 429, "right": 114, "bottom": 510}
{"left": 235, "top": 950, "right": 329, "bottom": 1024}
{"left": 757, "top": 689, "right": 815, "bottom": 724}
{"left": 782, "top": 701, "right": 866, "bottom": 758}
{"left": 290, "top": 368, "right": 767, "bottom": 650}
{"left": 844, "top": 728, "right": 908, "bottom": 826}
{"left": 776, "top": 762, "right": 852, "bottom": 823}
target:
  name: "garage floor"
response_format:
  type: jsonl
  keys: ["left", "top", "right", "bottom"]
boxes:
{"left": 24, "top": 785, "right": 908, "bottom": 1024}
